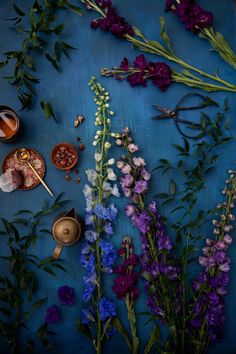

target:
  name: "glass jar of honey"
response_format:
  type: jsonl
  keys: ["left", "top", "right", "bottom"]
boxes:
{"left": 0, "top": 105, "right": 21, "bottom": 143}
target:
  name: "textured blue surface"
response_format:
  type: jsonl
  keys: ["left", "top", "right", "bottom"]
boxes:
{"left": 0, "top": 1, "right": 236, "bottom": 353}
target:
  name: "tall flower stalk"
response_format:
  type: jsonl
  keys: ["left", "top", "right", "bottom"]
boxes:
{"left": 188, "top": 170, "right": 236, "bottom": 354}
{"left": 166, "top": 0, "right": 236, "bottom": 70}
{"left": 112, "top": 129, "right": 182, "bottom": 350}
{"left": 81, "top": 0, "right": 236, "bottom": 93}
{"left": 112, "top": 236, "right": 140, "bottom": 354}
{"left": 78, "top": 78, "right": 120, "bottom": 354}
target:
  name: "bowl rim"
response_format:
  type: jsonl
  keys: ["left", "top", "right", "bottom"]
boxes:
{"left": 51, "top": 142, "right": 78, "bottom": 170}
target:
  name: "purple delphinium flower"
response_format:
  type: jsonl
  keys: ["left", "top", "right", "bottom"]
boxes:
{"left": 57, "top": 285, "right": 75, "bottom": 306}
{"left": 99, "top": 297, "right": 116, "bottom": 321}
{"left": 189, "top": 170, "right": 236, "bottom": 343}
{"left": 115, "top": 129, "right": 181, "bottom": 322}
{"left": 45, "top": 305, "right": 61, "bottom": 324}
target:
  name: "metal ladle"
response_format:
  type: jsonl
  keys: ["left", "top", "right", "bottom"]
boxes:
{"left": 16, "top": 148, "right": 53, "bottom": 197}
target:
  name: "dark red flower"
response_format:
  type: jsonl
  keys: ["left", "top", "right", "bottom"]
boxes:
{"left": 120, "top": 57, "right": 129, "bottom": 71}
{"left": 90, "top": 6, "right": 134, "bottom": 38}
{"left": 127, "top": 72, "right": 147, "bottom": 87}
{"left": 112, "top": 273, "right": 138, "bottom": 299}
{"left": 133, "top": 54, "right": 148, "bottom": 70}
{"left": 149, "top": 62, "right": 172, "bottom": 91}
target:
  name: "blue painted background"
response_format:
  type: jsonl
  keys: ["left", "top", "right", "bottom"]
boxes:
{"left": 0, "top": 0, "right": 236, "bottom": 353}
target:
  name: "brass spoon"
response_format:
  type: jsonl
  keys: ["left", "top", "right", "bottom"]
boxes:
{"left": 16, "top": 148, "right": 53, "bottom": 197}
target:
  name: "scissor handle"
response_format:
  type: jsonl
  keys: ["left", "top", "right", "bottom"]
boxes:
{"left": 175, "top": 93, "right": 208, "bottom": 112}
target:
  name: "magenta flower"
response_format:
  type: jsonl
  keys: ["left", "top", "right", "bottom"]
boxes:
{"left": 58, "top": 285, "right": 75, "bottom": 306}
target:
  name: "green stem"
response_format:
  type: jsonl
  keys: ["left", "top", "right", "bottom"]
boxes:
{"left": 124, "top": 34, "right": 236, "bottom": 91}
{"left": 126, "top": 298, "right": 139, "bottom": 354}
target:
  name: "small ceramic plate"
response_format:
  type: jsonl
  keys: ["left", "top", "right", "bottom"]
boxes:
{"left": 2, "top": 148, "right": 45, "bottom": 191}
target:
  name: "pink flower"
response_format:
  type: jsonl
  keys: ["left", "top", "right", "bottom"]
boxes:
{"left": 123, "top": 187, "right": 132, "bottom": 197}
{"left": 215, "top": 241, "right": 226, "bottom": 251}
{"left": 133, "top": 157, "right": 146, "bottom": 167}
{"left": 224, "top": 234, "right": 232, "bottom": 245}
{"left": 128, "top": 143, "right": 139, "bottom": 153}
{"left": 141, "top": 168, "right": 151, "bottom": 181}
{"left": 121, "top": 164, "right": 132, "bottom": 174}
{"left": 199, "top": 256, "right": 208, "bottom": 267}
{"left": 125, "top": 204, "right": 136, "bottom": 217}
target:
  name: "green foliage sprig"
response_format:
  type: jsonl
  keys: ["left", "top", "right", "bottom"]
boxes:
{"left": 153, "top": 99, "right": 233, "bottom": 352}
{"left": 0, "top": 0, "right": 82, "bottom": 120}
{"left": 0, "top": 193, "right": 69, "bottom": 353}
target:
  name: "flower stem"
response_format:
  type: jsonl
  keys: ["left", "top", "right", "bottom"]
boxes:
{"left": 124, "top": 34, "right": 236, "bottom": 92}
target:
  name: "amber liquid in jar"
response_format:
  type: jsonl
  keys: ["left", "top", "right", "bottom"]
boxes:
{"left": 0, "top": 106, "right": 20, "bottom": 142}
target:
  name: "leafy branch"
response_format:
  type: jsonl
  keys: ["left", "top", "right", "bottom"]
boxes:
{"left": 0, "top": 193, "right": 69, "bottom": 353}
{"left": 0, "top": 0, "right": 82, "bottom": 120}
{"left": 153, "top": 99, "right": 233, "bottom": 352}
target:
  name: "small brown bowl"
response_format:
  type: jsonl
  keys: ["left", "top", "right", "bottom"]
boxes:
{"left": 51, "top": 143, "right": 78, "bottom": 170}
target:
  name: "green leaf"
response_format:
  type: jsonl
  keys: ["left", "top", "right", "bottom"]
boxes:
{"left": 14, "top": 210, "right": 32, "bottom": 216}
{"left": 32, "top": 297, "right": 48, "bottom": 311}
{"left": 45, "top": 53, "right": 60, "bottom": 72}
{"left": 54, "top": 24, "right": 64, "bottom": 35}
{"left": 169, "top": 179, "right": 176, "bottom": 195}
{"left": 40, "top": 100, "right": 57, "bottom": 122}
{"left": 141, "top": 271, "right": 153, "bottom": 282}
{"left": 144, "top": 326, "right": 160, "bottom": 354}
{"left": 154, "top": 193, "right": 169, "bottom": 199}
{"left": 112, "top": 318, "right": 132, "bottom": 352}
{"left": 12, "top": 3, "right": 25, "bottom": 16}
{"left": 67, "top": 3, "right": 82, "bottom": 15}
{"left": 171, "top": 144, "right": 185, "bottom": 153}
{"left": 76, "top": 320, "right": 93, "bottom": 340}
{"left": 43, "top": 267, "right": 56, "bottom": 277}
{"left": 223, "top": 98, "right": 230, "bottom": 112}
{"left": 160, "top": 17, "right": 172, "bottom": 52}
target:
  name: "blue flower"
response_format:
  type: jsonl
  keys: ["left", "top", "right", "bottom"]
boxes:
{"left": 85, "top": 213, "right": 94, "bottom": 226}
{"left": 83, "top": 282, "right": 95, "bottom": 302}
{"left": 94, "top": 204, "right": 110, "bottom": 220}
{"left": 99, "top": 297, "right": 116, "bottom": 321}
{"left": 79, "top": 243, "right": 94, "bottom": 270}
{"left": 85, "top": 230, "right": 99, "bottom": 243}
{"left": 105, "top": 222, "right": 113, "bottom": 235}
{"left": 86, "top": 254, "right": 96, "bottom": 273}
{"left": 107, "top": 204, "right": 118, "bottom": 221}
{"left": 93, "top": 203, "right": 118, "bottom": 222}
{"left": 81, "top": 309, "right": 93, "bottom": 325}
{"left": 99, "top": 239, "right": 117, "bottom": 272}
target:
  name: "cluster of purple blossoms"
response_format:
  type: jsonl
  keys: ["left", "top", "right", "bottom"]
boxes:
{"left": 103, "top": 54, "right": 172, "bottom": 92}
{"left": 83, "top": 0, "right": 134, "bottom": 38}
{"left": 45, "top": 285, "right": 75, "bottom": 324}
{"left": 166, "top": 0, "right": 213, "bottom": 33}
{"left": 114, "top": 128, "right": 180, "bottom": 321}
{"left": 112, "top": 237, "right": 139, "bottom": 301}
{"left": 189, "top": 170, "right": 236, "bottom": 343}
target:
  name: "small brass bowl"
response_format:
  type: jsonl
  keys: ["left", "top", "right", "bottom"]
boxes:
{"left": 51, "top": 143, "right": 78, "bottom": 170}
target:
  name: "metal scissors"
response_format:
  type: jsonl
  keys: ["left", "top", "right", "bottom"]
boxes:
{"left": 152, "top": 93, "right": 216, "bottom": 139}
